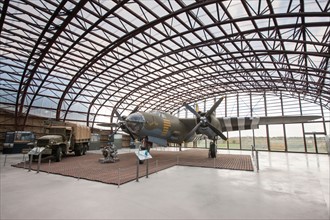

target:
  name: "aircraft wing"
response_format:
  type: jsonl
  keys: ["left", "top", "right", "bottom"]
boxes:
{"left": 217, "top": 115, "right": 321, "bottom": 132}
{"left": 258, "top": 115, "right": 321, "bottom": 125}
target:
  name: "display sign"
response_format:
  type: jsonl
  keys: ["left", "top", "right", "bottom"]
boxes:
{"left": 28, "top": 147, "right": 45, "bottom": 155}
{"left": 135, "top": 150, "right": 152, "bottom": 161}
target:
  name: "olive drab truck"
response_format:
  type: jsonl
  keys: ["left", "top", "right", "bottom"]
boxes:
{"left": 36, "top": 121, "right": 91, "bottom": 162}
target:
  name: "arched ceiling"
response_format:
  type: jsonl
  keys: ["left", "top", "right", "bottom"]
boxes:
{"left": 0, "top": 0, "right": 329, "bottom": 129}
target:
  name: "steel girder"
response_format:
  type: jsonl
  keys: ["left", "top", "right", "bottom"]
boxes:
{"left": 0, "top": 0, "right": 329, "bottom": 129}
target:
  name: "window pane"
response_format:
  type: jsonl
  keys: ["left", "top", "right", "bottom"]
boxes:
{"left": 286, "top": 124, "right": 305, "bottom": 152}
{"left": 269, "top": 125, "right": 285, "bottom": 151}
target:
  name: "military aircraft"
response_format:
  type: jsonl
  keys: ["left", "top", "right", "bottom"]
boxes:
{"left": 98, "top": 97, "right": 321, "bottom": 158}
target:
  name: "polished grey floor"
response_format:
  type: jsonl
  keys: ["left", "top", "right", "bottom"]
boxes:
{"left": 1, "top": 148, "right": 329, "bottom": 219}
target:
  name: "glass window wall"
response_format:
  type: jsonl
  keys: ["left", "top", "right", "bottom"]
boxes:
{"left": 179, "top": 92, "right": 328, "bottom": 154}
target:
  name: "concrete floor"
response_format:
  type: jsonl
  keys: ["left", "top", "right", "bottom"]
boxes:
{"left": 1, "top": 149, "right": 329, "bottom": 220}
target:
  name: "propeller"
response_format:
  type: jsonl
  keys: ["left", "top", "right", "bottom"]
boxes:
{"left": 184, "top": 97, "right": 227, "bottom": 141}
{"left": 98, "top": 106, "right": 140, "bottom": 140}
{"left": 113, "top": 108, "right": 138, "bottom": 140}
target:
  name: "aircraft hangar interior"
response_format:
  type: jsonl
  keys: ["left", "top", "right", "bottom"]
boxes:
{"left": 0, "top": 0, "right": 329, "bottom": 219}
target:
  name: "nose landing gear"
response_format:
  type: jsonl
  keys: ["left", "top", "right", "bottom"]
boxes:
{"left": 208, "top": 140, "right": 217, "bottom": 158}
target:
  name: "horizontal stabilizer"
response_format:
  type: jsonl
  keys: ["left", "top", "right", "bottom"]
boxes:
{"left": 259, "top": 115, "right": 321, "bottom": 125}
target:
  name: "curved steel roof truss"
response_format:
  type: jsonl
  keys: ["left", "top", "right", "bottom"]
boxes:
{"left": 0, "top": 0, "right": 329, "bottom": 129}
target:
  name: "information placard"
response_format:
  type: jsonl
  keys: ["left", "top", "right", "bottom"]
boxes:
{"left": 28, "top": 147, "right": 45, "bottom": 155}
{"left": 135, "top": 150, "right": 152, "bottom": 161}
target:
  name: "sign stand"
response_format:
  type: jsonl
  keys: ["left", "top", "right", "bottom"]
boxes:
{"left": 146, "top": 159, "right": 149, "bottom": 178}
{"left": 28, "top": 147, "right": 45, "bottom": 173}
{"left": 135, "top": 150, "right": 152, "bottom": 182}
{"left": 136, "top": 157, "right": 139, "bottom": 182}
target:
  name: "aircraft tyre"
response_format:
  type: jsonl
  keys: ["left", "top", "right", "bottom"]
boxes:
{"left": 210, "top": 142, "right": 217, "bottom": 158}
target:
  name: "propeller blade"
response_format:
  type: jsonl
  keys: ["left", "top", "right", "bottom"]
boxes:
{"left": 109, "top": 108, "right": 136, "bottom": 140}
{"left": 119, "top": 122, "right": 136, "bottom": 140}
{"left": 97, "top": 123, "right": 119, "bottom": 127}
{"left": 206, "top": 96, "right": 224, "bottom": 117}
{"left": 184, "top": 121, "right": 202, "bottom": 141}
{"left": 184, "top": 103, "right": 200, "bottom": 118}
{"left": 113, "top": 126, "right": 121, "bottom": 134}
{"left": 114, "top": 108, "right": 123, "bottom": 121}
{"left": 206, "top": 121, "right": 227, "bottom": 141}
{"left": 130, "top": 105, "right": 140, "bottom": 114}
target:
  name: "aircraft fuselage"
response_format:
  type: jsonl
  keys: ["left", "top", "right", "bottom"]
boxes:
{"left": 125, "top": 111, "right": 192, "bottom": 145}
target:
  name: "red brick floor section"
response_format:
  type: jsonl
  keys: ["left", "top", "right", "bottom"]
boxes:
{"left": 13, "top": 149, "right": 254, "bottom": 185}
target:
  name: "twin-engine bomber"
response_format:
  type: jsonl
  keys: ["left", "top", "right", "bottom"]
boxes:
{"left": 99, "top": 97, "right": 321, "bottom": 158}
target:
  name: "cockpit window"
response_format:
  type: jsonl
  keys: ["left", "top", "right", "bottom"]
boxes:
{"left": 126, "top": 113, "right": 145, "bottom": 134}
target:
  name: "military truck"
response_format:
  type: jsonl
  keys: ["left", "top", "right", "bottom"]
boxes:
{"left": 3, "top": 131, "right": 36, "bottom": 154}
{"left": 36, "top": 121, "right": 91, "bottom": 162}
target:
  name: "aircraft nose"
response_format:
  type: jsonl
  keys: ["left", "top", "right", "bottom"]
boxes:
{"left": 125, "top": 112, "right": 145, "bottom": 134}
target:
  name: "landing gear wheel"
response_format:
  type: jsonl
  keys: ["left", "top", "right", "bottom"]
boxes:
{"left": 56, "top": 147, "right": 62, "bottom": 162}
{"left": 209, "top": 142, "right": 217, "bottom": 158}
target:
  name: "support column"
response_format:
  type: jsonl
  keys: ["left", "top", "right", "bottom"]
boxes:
{"left": 225, "top": 95, "right": 229, "bottom": 149}
{"left": 250, "top": 92, "right": 256, "bottom": 148}
{"left": 299, "top": 93, "right": 307, "bottom": 152}
{"left": 264, "top": 92, "right": 270, "bottom": 151}
{"left": 314, "top": 133, "right": 318, "bottom": 154}
{"left": 280, "top": 92, "right": 288, "bottom": 152}
{"left": 320, "top": 99, "right": 327, "bottom": 135}
{"left": 237, "top": 93, "right": 242, "bottom": 150}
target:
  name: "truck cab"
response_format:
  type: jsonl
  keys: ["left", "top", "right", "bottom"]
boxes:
{"left": 3, "top": 131, "right": 35, "bottom": 154}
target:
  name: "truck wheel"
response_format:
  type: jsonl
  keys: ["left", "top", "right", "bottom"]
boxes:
{"left": 75, "top": 145, "right": 83, "bottom": 156}
{"left": 56, "top": 147, "right": 62, "bottom": 162}
{"left": 82, "top": 144, "right": 87, "bottom": 155}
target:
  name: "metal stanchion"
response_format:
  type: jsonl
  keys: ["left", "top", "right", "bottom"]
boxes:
{"left": 251, "top": 145, "right": 255, "bottom": 158}
{"left": 37, "top": 153, "right": 42, "bottom": 173}
{"left": 136, "top": 158, "right": 139, "bottom": 182}
{"left": 3, "top": 155, "right": 7, "bottom": 167}
{"left": 28, "top": 154, "right": 33, "bottom": 172}
{"left": 77, "top": 168, "right": 80, "bottom": 180}
{"left": 256, "top": 150, "right": 259, "bottom": 172}
{"left": 117, "top": 168, "right": 121, "bottom": 188}
{"left": 213, "top": 157, "right": 216, "bottom": 168}
{"left": 146, "top": 159, "right": 149, "bottom": 178}
{"left": 48, "top": 160, "right": 51, "bottom": 174}
{"left": 156, "top": 160, "right": 158, "bottom": 173}
{"left": 23, "top": 156, "right": 26, "bottom": 169}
